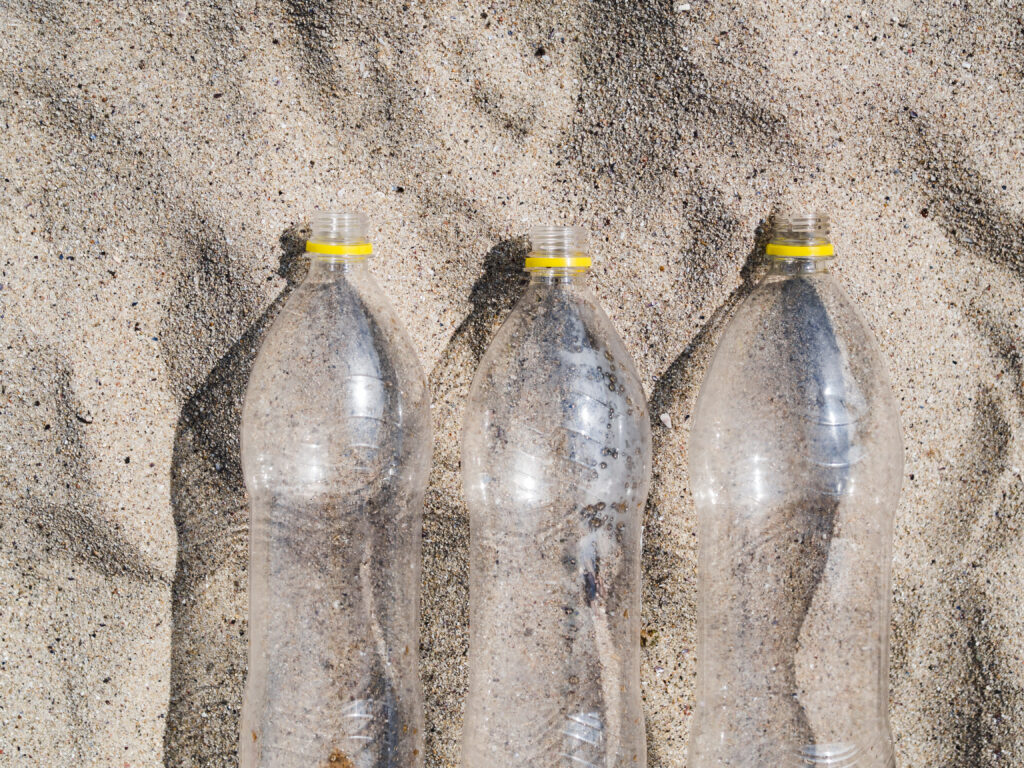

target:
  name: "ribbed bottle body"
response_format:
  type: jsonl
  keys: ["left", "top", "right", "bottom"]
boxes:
{"left": 688, "top": 258, "right": 902, "bottom": 768}
{"left": 461, "top": 272, "right": 651, "bottom": 768}
{"left": 239, "top": 255, "right": 430, "bottom": 768}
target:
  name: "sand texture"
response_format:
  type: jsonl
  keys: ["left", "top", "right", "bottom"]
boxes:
{"left": 1, "top": 0, "right": 1023, "bottom": 766}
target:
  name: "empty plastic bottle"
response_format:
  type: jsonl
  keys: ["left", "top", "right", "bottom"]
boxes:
{"left": 461, "top": 226, "right": 652, "bottom": 768}
{"left": 687, "top": 212, "right": 903, "bottom": 767}
{"left": 239, "top": 212, "right": 431, "bottom": 768}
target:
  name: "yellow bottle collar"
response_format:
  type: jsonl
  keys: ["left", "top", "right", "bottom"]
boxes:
{"left": 305, "top": 241, "right": 373, "bottom": 256}
{"left": 524, "top": 255, "right": 592, "bottom": 269}
{"left": 765, "top": 243, "right": 835, "bottom": 258}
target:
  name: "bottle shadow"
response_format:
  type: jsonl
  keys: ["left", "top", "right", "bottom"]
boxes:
{"left": 639, "top": 220, "right": 770, "bottom": 765}
{"left": 923, "top": 385, "right": 1018, "bottom": 765}
{"left": 419, "top": 235, "right": 530, "bottom": 766}
{"left": 164, "top": 227, "right": 308, "bottom": 768}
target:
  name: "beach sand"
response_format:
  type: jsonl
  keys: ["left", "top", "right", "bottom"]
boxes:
{"left": 1, "top": 0, "right": 1022, "bottom": 765}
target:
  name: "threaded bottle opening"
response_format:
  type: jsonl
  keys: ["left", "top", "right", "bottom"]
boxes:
{"left": 775, "top": 210, "right": 828, "bottom": 236}
{"left": 529, "top": 226, "right": 587, "bottom": 257}
{"left": 310, "top": 211, "right": 369, "bottom": 245}
{"left": 767, "top": 210, "right": 833, "bottom": 258}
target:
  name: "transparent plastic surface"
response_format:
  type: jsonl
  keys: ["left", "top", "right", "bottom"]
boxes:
{"left": 461, "top": 227, "right": 652, "bottom": 768}
{"left": 239, "top": 213, "right": 430, "bottom": 768}
{"left": 687, "top": 215, "right": 903, "bottom": 768}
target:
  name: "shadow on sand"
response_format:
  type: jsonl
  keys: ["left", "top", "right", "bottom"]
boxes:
{"left": 164, "top": 228, "right": 307, "bottom": 768}
{"left": 419, "top": 236, "right": 530, "bottom": 765}
{"left": 638, "top": 220, "right": 770, "bottom": 765}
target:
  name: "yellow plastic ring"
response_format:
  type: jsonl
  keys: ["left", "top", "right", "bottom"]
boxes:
{"left": 765, "top": 243, "right": 835, "bottom": 258}
{"left": 305, "top": 241, "right": 373, "bottom": 256}
{"left": 524, "top": 256, "right": 592, "bottom": 268}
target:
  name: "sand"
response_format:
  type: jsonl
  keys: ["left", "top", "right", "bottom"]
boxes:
{"left": 1, "top": 0, "right": 1022, "bottom": 765}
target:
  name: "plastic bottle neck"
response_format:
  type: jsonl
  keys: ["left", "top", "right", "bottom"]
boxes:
{"left": 527, "top": 268, "right": 589, "bottom": 285}
{"left": 307, "top": 258, "right": 369, "bottom": 279}
{"left": 525, "top": 226, "right": 590, "bottom": 284}
{"left": 768, "top": 257, "right": 833, "bottom": 276}
{"left": 305, "top": 210, "right": 373, "bottom": 276}
{"left": 767, "top": 211, "right": 834, "bottom": 276}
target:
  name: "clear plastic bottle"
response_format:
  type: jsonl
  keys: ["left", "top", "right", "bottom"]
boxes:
{"left": 461, "top": 226, "right": 652, "bottom": 768}
{"left": 239, "top": 212, "right": 431, "bottom": 768}
{"left": 687, "top": 212, "right": 903, "bottom": 768}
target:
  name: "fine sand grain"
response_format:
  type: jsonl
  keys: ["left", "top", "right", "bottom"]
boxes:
{"left": 1, "top": 1, "right": 1022, "bottom": 766}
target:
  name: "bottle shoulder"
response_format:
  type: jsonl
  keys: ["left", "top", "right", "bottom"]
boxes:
{"left": 690, "top": 272, "right": 903, "bottom": 499}
{"left": 247, "top": 273, "right": 428, "bottom": 408}
{"left": 240, "top": 272, "right": 430, "bottom": 487}
{"left": 462, "top": 286, "right": 652, "bottom": 509}
{"left": 469, "top": 286, "right": 648, "bottom": 425}
{"left": 699, "top": 273, "right": 897, "bottom": 411}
